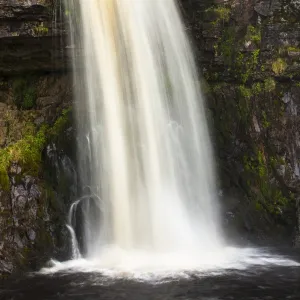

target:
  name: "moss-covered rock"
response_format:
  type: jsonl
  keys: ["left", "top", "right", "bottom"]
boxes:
{"left": 0, "top": 73, "right": 75, "bottom": 275}
{"left": 183, "top": 0, "right": 300, "bottom": 245}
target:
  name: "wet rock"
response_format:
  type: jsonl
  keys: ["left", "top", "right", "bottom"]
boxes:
{"left": 182, "top": 0, "right": 300, "bottom": 245}
{"left": 282, "top": 92, "right": 292, "bottom": 104}
{"left": 253, "top": 115, "right": 261, "bottom": 133}
{"left": 13, "top": 232, "right": 23, "bottom": 249}
{"left": 27, "top": 229, "right": 36, "bottom": 241}
{"left": 231, "top": 0, "right": 256, "bottom": 24}
{"left": 10, "top": 163, "right": 22, "bottom": 175}
{"left": 37, "top": 95, "right": 62, "bottom": 108}
{"left": 224, "top": 211, "right": 235, "bottom": 225}
{"left": 262, "top": 24, "right": 300, "bottom": 52}
{"left": 295, "top": 197, "right": 300, "bottom": 247}
{"left": 254, "top": 0, "right": 281, "bottom": 17}
{"left": 29, "top": 184, "right": 41, "bottom": 200}
{"left": 0, "top": 260, "right": 13, "bottom": 274}
{"left": 277, "top": 165, "right": 286, "bottom": 177}
{"left": 34, "top": 115, "right": 45, "bottom": 126}
{"left": 23, "top": 175, "right": 35, "bottom": 190}
{"left": 0, "top": 102, "right": 7, "bottom": 111}
{"left": 11, "top": 185, "right": 28, "bottom": 211}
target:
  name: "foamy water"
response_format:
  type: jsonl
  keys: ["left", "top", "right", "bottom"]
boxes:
{"left": 58, "top": 0, "right": 300, "bottom": 281}
{"left": 40, "top": 247, "right": 300, "bottom": 281}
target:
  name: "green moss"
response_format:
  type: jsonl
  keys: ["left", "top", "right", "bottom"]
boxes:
{"left": 273, "top": 190, "right": 289, "bottom": 210}
{"left": 244, "top": 150, "right": 291, "bottom": 215}
{"left": 206, "top": 6, "right": 231, "bottom": 25}
{"left": 252, "top": 49, "right": 260, "bottom": 65}
{"left": 255, "top": 201, "right": 263, "bottom": 211}
{"left": 48, "top": 108, "right": 72, "bottom": 138}
{"left": 245, "top": 25, "right": 261, "bottom": 46}
{"left": 0, "top": 106, "right": 73, "bottom": 191}
{"left": 22, "top": 122, "right": 36, "bottom": 136}
{"left": 0, "top": 169, "right": 10, "bottom": 191}
{"left": 243, "top": 155, "right": 254, "bottom": 172}
{"left": 238, "top": 85, "right": 251, "bottom": 99}
{"left": 264, "top": 78, "right": 276, "bottom": 92}
{"left": 211, "top": 83, "right": 222, "bottom": 93}
{"left": 216, "top": 26, "right": 236, "bottom": 64}
{"left": 252, "top": 82, "right": 262, "bottom": 95}
{"left": 213, "top": 23, "right": 261, "bottom": 84}
{"left": 270, "top": 156, "right": 285, "bottom": 170}
{"left": 34, "top": 23, "right": 49, "bottom": 36}
{"left": 213, "top": 7, "right": 231, "bottom": 23}
{"left": 200, "top": 80, "right": 211, "bottom": 94}
{"left": 287, "top": 47, "right": 300, "bottom": 52}
{"left": 257, "top": 150, "right": 267, "bottom": 178}
{"left": 23, "top": 87, "right": 36, "bottom": 109}
{"left": 221, "top": 28, "right": 235, "bottom": 63}
{"left": 272, "top": 58, "right": 287, "bottom": 75}
{"left": 232, "top": 49, "right": 260, "bottom": 84}
{"left": 0, "top": 126, "right": 47, "bottom": 190}
{"left": 262, "top": 111, "right": 271, "bottom": 128}
{"left": 12, "top": 78, "right": 37, "bottom": 110}
{"left": 236, "top": 86, "right": 251, "bottom": 123}
{"left": 204, "top": 71, "right": 220, "bottom": 81}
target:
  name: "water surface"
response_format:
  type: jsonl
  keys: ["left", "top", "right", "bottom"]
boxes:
{"left": 1, "top": 247, "right": 300, "bottom": 300}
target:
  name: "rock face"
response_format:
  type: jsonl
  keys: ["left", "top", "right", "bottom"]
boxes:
{"left": 0, "top": 73, "right": 76, "bottom": 275}
{"left": 0, "top": 1, "right": 77, "bottom": 274}
{"left": 0, "top": 0, "right": 69, "bottom": 75}
{"left": 182, "top": 0, "right": 300, "bottom": 245}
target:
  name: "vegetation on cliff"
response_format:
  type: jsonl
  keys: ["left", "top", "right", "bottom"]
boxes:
{"left": 199, "top": 1, "right": 300, "bottom": 241}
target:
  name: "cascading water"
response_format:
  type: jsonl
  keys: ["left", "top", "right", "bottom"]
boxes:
{"left": 64, "top": 0, "right": 222, "bottom": 262}
{"left": 40, "top": 0, "right": 300, "bottom": 279}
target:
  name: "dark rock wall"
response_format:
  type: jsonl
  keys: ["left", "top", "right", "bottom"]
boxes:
{"left": 182, "top": 0, "right": 300, "bottom": 244}
{"left": 0, "top": 74, "right": 76, "bottom": 275}
{"left": 0, "top": 1, "right": 76, "bottom": 275}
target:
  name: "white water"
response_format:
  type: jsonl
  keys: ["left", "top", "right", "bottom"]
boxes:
{"left": 50, "top": 0, "right": 300, "bottom": 277}
{"left": 41, "top": 247, "right": 300, "bottom": 281}
{"left": 67, "top": 200, "right": 81, "bottom": 259}
{"left": 65, "top": 0, "right": 221, "bottom": 259}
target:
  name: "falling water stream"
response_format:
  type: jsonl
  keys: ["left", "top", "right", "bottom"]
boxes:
{"left": 41, "top": 0, "right": 300, "bottom": 279}
{"left": 67, "top": 0, "right": 221, "bottom": 258}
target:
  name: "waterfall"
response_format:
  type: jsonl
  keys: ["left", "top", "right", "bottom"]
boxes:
{"left": 64, "top": 0, "right": 222, "bottom": 261}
